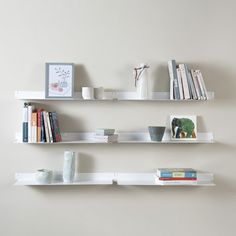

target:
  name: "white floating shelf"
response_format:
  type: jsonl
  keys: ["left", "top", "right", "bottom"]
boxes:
{"left": 15, "top": 91, "right": 214, "bottom": 101}
{"left": 15, "top": 172, "right": 215, "bottom": 186}
{"left": 15, "top": 131, "right": 214, "bottom": 144}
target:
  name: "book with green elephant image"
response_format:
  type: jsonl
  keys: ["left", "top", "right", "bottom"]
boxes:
{"left": 170, "top": 115, "right": 197, "bottom": 140}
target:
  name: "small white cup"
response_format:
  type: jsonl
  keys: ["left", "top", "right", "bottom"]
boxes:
{"left": 94, "top": 87, "right": 104, "bottom": 99}
{"left": 82, "top": 87, "right": 94, "bottom": 100}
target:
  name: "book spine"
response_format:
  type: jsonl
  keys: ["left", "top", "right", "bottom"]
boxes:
{"left": 49, "top": 112, "right": 56, "bottom": 142}
{"left": 157, "top": 180, "right": 197, "bottom": 185}
{"left": 31, "top": 112, "right": 37, "bottom": 143}
{"left": 172, "top": 60, "right": 180, "bottom": 100}
{"left": 43, "top": 111, "right": 50, "bottom": 143}
{"left": 179, "top": 64, "right": 190, "bottom": 99}
{"left": 46, "top": 112, "right": 53, "bottom": 143}
{"left": 176, "top": 68, "right": 184, "bottom": 100}
{"left": 187, "top": 69, "right": 197, "bottom": 100}
{"left": 196, "top": 70, "right": 208, "bottom": 100}
{"left": 168, "top": 60, "right": 174, "bottom": 100}
{"left": 52, "top": 112, "right": 62, "bottom": 142}
{"left": 185, "top": 65, "right": 193, "bottom": 99}
{"left": 96, "top": 130, "right": 115, "bottom": 136}
{"left": 158, "top": 172, "right": 197, "bottom": 178}
{"left": 27, "top": 104, "right": 32, "bottom": 143}
{"left": 191, "top": 70, "right": 201, "bottom": 100}
{"left": 40, "top": 111, "right": 46, "bottom": 142}
{"left": 195, "top": 70, "right": 205, "bottom": 100}
{"left": 94, "top": 134, "right": 118, "bottom": 142}
{"left": 37, "top": 110, "right": 41, "bottom": 143}
{"left": 22, "top": 103, "right": 28, "bottom": 142}
{"left": 159, "top": 177, "right": 197, "bottom": 181}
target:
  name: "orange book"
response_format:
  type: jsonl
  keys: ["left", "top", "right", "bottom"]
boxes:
{"left": 32, "top": 112, "right": 37, "bottom": 143}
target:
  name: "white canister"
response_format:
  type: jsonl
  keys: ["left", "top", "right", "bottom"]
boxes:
{"left": 63, "top": 151, "right": 76, "bottom": 183}
{"left": 82, "top": 87, "right": 94, "bottom": 100}
{"left": 94, "top": 87, "right": 104, "bottom": 99}
{"left": 35, "top": 169, "right": 53, "bottom": 184}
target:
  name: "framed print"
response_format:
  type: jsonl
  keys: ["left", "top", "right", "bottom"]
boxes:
{"left": 170, "top": 115, "right": 197, "bottom": 140}
{"left": 45, "top": 63, "right": 74, "bottom": 98}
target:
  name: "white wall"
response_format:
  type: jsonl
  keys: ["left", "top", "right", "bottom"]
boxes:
{"left": 1, "top": 0, "right": 236, "bottom": 235}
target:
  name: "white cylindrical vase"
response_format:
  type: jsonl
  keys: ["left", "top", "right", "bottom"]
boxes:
{"left": 135, "top": 63, "right": 149, "bottom": 99}
{"left": 63, "top": 151, "right": 76, "bottom": 183}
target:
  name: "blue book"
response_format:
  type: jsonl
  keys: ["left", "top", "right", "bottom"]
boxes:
{"left": 158, "top": 172, "right": 197, "bottom": 178}
{"left": 157, "top": 168, "right": 197, "bottom": 178}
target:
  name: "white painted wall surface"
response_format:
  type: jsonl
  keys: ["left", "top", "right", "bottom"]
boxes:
{"left": 0, "top": 0, "right": 236, "bottom": 235}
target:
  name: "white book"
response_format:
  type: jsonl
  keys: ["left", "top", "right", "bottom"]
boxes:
{"left": 187, "top": 70, "right": 197, "bottom": 100}
{"left": 46, "top": 112, "right": 53, "bottom": 143}
{"left": 195, "top": 70, "right": 205, "bottom": 99}
{"left": 94, "top": 134, "right": 118, "bottom": 143}
{"left": 95, "top": 128, "right": 115, "bottom": 136}
{"left": 155, "top": 178, "right": 197, "bottom": 185}
{"left": 191, "top": 70, "right": 201, "bottom": 100}
{"left": 196, "top": 70, "right": 208, "bottom": 100}
{"left": 179, "top": 64, "right": 190, "bottom": 99}
{"left": 43, "top": 111, "right": 50, "bottom": 143}
{"left": 167, "top": 60, "right": 174, "bottom": 100}
{"left": 27, "top": 104, "right": 33, "bottom": 143}
{"left": 176, "top": 68, "right": 184, "bottom": 100}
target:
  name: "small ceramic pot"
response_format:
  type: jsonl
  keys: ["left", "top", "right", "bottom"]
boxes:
{"left": 82, "top": 87, "right": 94, "bottom": 100}
{"left": 35, "top": 169, "right": 53, "bottom": 184}
{"left": 148, "top": 126, "right": 166, "bottom": 142}
{"left": 94, "top": 87, "right": 104, "bottom": 99}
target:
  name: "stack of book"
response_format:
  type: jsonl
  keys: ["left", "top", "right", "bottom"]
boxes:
{"left": 94, "top": 128, "right": 118, "bottom": 143}
{"left": 22, "top": 103, "right": 62, "bottom": 143}
{"left": 156, "top": 168, "right": 197, "bottom": 185}
{"left": 168, "top": 60, "right": 208, "bottom": 100}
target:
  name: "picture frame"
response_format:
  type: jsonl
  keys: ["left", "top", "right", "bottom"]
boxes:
{"left": 170, "top": 115, "right": 197, "bottom": 140}
{"left": 45, "top": 63, "right": 74, "bottom": 98}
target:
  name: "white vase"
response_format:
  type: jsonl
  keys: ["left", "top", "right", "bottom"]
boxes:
{"left": 63, "top": 151, "right": 76, "bottom": 183}
{"left": 135, "top": 63, "right": 149, "bottom": 99}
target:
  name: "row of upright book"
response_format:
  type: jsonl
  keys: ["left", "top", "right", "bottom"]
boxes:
{"left": 168, "top": 60, "right": 208, "bottom": 100}
{"left": 155, "top": 168, "right": 197, "bottom": 185}
{"left": 22, "top": 103, "right": 62, "bottom": 143}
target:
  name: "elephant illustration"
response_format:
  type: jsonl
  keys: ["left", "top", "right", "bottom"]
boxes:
{"left": 171, "top": 118, "right": 196, "bottom": 139}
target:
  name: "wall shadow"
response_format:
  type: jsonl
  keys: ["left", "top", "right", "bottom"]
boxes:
{"left": 74, "top": 64, "right": 93, "bottom": 91}
{"left": 77, "top": 152, "right": 95, "bottom": 173}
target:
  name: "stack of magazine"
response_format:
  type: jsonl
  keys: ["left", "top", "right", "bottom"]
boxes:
{"left": 94, "top": 128, "right": 118, "bottom": 143}
{"left": 22, "top": 103, "right": 62, "bottom": 143}
{"left": 155, "top": 168, "right": 197, "bottom": 185}
{"left": 168, "top": 60, "right": 208, "bottom": 100}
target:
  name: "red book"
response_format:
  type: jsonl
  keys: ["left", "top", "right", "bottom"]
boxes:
{"left": 159, "top": 177, "right": 197, "bottom": 181}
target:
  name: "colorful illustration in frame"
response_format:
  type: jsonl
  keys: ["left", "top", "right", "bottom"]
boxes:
{"left": 170, "top": 115, "right": 197, "bottom": 140}
{"left": 45, "top": 63, "right": 74, "bottom": 98}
